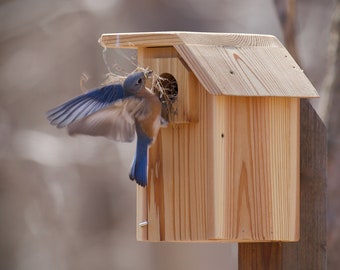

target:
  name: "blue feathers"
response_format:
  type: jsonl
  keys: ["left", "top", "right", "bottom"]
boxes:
{"left": 47, "top": 84, "right": 125, "bottom": 128}
{"left": 47, "top": 71, "right": 162, "bottom": 187}
{"left": 129, "top": 124, "right": 153, "bottom": 187}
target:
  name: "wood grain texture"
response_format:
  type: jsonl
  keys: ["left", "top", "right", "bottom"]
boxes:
{"left": 239, "top": 99, "right": 327, "bottom": 269}
{"left": 137, "top": 83, "right": 209, "bottom": 241}
{"left": 207, "top": 96, "right": 300, "bottom": 241}
{"left": 137, "top": 81, "right": 300, "bottom": 242}
{"left": 100, "top": 32, "right": 283, "bottom": 48}
{"left": 175, "top": 44, "right": 318, "bottom": 97}
{"left": 100, "top": 31, "right": 319, "bottom": 97}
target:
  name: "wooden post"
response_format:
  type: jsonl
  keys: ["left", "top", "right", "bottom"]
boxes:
{"left": 238, "top": 99, "right": 327, "bottom": 269}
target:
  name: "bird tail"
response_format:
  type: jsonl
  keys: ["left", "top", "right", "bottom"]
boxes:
{"left": 129, "top": 128, "right": 152, "bottom": 187}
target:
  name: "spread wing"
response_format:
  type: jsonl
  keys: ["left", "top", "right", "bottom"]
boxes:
{"left": 67, "top": 97, "right": 150, "bottom": 142}
{"left": 46, "top": 84, "right": 125, "bottom": 128}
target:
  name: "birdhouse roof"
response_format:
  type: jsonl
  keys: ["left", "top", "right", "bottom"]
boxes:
{"left": 100, "top": 32, "right": 318, "bottom": 97}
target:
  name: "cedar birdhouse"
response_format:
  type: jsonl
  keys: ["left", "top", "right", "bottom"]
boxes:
{"left": 100, "top": 32, "right": 319, "bottom": 242}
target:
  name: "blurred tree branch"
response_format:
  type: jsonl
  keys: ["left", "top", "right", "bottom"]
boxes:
{"left": 274, "top": 1, "right": 340, "bottom": 270}
{"left": 325, "top": 2, "right": 340, "bottom": 269}
{"left": 318, "top": 1, "right": 339, "bottom": 125}
{"left": 274, "top": 0, "right": 300, "bottom": 64}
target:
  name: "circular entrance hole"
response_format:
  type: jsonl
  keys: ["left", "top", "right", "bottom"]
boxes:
{"left": 158, "top": 73, "right": 178, "bottom": 104}
{"left": 155, "top": 73, "right": 178, "bottom": 121}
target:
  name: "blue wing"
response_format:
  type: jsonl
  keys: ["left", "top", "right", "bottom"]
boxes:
{"left": 46, "top": 84, "right": 125, "bottom": 128}
{"left": 66, "top": 97, "right": 146, "bottom": 142}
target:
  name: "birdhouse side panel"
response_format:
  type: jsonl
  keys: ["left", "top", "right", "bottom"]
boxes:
{"left": 137, "top": 82, "right": 210, "bottom": 241}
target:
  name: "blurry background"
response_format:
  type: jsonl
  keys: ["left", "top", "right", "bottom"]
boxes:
{"left": 0, "top": 0, "right": 338, "bottom": 269}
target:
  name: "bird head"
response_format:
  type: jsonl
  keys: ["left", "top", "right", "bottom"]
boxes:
{"left": 123, "top": 70, "right": 153, "bottom": 94}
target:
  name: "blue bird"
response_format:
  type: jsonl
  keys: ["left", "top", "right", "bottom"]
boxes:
{"left": 47, "top": 70, "right": 164, "bottom": 187}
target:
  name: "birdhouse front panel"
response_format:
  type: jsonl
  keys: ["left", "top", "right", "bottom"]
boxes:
{"left": 99, "top": 32, "right": 318, "bottom": 242}
{"left": 137, "top": 85, "right": 300, "bottom": 242}
{"left": 206, "top": 96, "right": 300, "bottom": 241}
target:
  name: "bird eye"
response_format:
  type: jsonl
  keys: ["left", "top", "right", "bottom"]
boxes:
{"left": 137, "top": 78, "right": 142, "bottom": 84}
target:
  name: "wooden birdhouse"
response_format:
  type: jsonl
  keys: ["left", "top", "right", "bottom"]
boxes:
{"left": 99, "top": 32, "right": 319, "bottom": 242}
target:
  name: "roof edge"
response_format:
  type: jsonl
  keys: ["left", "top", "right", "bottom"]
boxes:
{"left": 99, "top": 31, "right": 284, "bottom": 49}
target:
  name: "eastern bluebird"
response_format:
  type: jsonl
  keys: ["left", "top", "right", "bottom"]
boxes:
{"left": 47, "top": 70, "right": 164, "bottom": 187}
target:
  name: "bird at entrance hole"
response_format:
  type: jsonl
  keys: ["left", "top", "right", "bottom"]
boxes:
{"left": 46, "top": 70, "right": 165, "bottom": 187}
